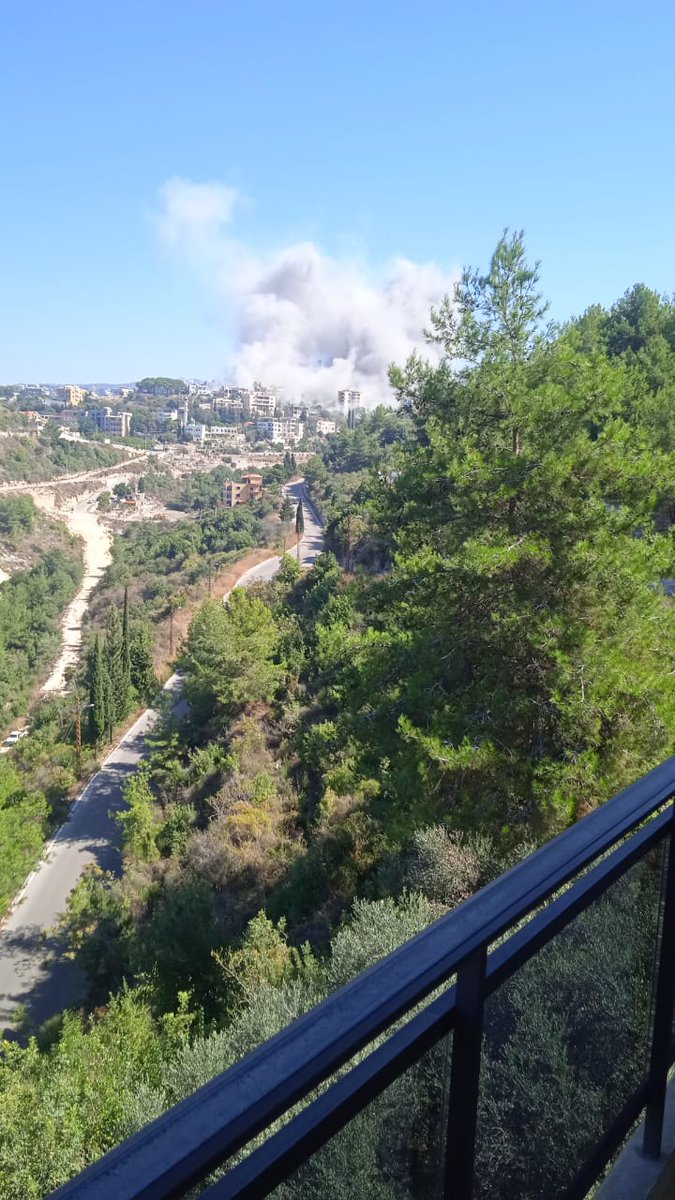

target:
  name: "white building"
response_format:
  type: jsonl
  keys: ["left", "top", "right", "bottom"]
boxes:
{"left": 184, "top": 422, "right": 243, "bottom": 446}
{"left": 338, "top": 389, "right": 362, "bottom": 409}
{"left": 91, "top": 408, "right": 132, "bottom": 437}
{"left": 316, "top": 419, "right": 336, "bottom": 436}
{"left": 256, "top": 419, "right": 283, "bottom": 442}
{"left": 158, "top": 409, "right": 179, "bottom": 424}
{"left": 257, "top": 419, "right": 304, "bottom": 444}
{"left": 246, "top": 390, "right": 278, "bottom": 418}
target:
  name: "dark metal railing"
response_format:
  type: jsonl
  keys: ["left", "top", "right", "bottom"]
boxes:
{"left": 50, "top": 755, "right": 675, "bottom": 1200}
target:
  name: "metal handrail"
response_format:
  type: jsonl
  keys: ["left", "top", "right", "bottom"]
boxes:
{"left": 49, "top": 755, "right": 675, "bottom": 1200}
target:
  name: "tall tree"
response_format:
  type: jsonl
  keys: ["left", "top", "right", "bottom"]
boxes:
{"left": 279, "top": 495, "right": 294, "bottom": 523}
{"left": 122, "top": 587, "right": 132, "bottom": 698}
{"left": 363, "top": 231, "right": 675, "bottom": 837}
{"left": 104, "top": 605, "right": 130, "bottom": 726}
{"left": 295, "top": 499, "right": 305, "bottom": 560}
{"left": 87, "top": 636, "right": 109, "bottom": 744}
{"left": 129, "top": 623, "right": 157, "bottom": 700}
{"left": 184, "top": 592, "right": 283, "bottom": 722}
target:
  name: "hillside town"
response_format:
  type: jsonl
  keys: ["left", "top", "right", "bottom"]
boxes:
{"left": 1, "top": 378, "right": 364, "bottom": 451}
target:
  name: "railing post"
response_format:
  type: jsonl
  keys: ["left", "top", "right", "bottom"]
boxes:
{"left": 643, "top": 805, "right": 675, "bottom": 1158}
{"left": 443, "top": 946, "right": 487, "bottom": 1200}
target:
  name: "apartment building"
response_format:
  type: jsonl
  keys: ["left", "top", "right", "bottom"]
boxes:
{"left": 223, "top": 473, "right": 263, "bottom": 508}
{"left": 91, "top": 408, "right": 132, "bottom": 437}
{"left": 245, "top": 390, "right": 278, "bottom": 418}
{"left": 257, "top": 418, "right": 304, "bottom": 444}
{"left": 63, "top": 385, "right": 85, "bottom": 407}
{"left": 282, "top": 402, "right": 304, "bottom": 421}
{"left": 184, "top": 422, "right": 244, "bottom": 446}
{"left": 337, "top": 388, "right": 361, "bottom": 409}
{"left": 316, "top": 419, "right": 336, "bottom": 435}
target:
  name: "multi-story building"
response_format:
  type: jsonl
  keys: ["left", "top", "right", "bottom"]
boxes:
{"left": 256, "top": 418, "right": 284, "bottom": 442}
{"left": 246, "top": 390, "right": 278, "bottom": 419}
{"left": 221, "top": 386, "right": 251, "bottom": 405}
{"left": 316, "top": 419, "right": 336, "bottom": 436}
{"left": 91, "top": 408, "right": 132, "bottom": 437}
{"left": 223, "top": 473, "right": 263, "bottom": 508}
{"left": 285, "top": 420, "right": 304, "bottom": 443}
{"left": 63, "top": 385, "right": 85, "bottom": 407}
{"left": 338, "top": 388, "right": 361, "bottom": 409}
{"left": 282, "top": 402, "right": 304, "bottom": 421}
{"left": 257, "top": 419, "right": 304, "bottom": 444}
{"left": 184, "top": 422, "right": 243, "bottom": 446}
{"left": 216, "top": 399, "right": 245, "bottom": 421}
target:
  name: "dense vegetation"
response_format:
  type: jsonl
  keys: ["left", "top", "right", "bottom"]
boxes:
{"left": 0, "top": 498, "right": 91, "bottom": 913}
{"left": 0, "top": 424, "right": 125, "bottom": 483}
{"left": 0, "top": 498, "right": 83, "bottom": 717}
{"left": 3, "top": 235, "right": 675, "bottom": 1197}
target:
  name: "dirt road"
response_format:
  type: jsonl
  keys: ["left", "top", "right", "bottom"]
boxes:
{"left": 36, "top": 491, "right": 114, "bottom": 693}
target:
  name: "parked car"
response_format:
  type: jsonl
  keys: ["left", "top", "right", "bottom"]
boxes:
{"left": 3, "top": 729, "right": 28, "bottom": 746}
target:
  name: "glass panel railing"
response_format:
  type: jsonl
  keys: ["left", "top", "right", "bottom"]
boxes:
{"left": 269, "top": 1031, "right": 452, "bottom": 1200}
{"left": 474, "top": 845, "right": 665, "bottom": 1199}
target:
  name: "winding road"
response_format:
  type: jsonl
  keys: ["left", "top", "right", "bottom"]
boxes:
{"left": 0, "top": 482, "right": 323, "bottom": 1037}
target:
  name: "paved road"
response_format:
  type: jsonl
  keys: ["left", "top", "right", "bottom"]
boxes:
{"left": 0, "top": 481, "right": 323, "bottom": 1036}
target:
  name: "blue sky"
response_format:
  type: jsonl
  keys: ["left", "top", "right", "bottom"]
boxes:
{"left": 2, "top": 0, "right": 674, "bottom": 386}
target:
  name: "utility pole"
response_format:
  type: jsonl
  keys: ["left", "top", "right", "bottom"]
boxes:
{"left": 74, "top": 694, "right": 83, "bottom": 779}
{"left": 346, "top": 510, "right": 352, "bottom": 574}
{"left": 68, "top": 691, "right": 91, "bottom": 780}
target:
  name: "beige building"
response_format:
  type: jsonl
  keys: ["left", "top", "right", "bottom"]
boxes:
{"left": 63, "top": 385, "right": 85, "bottom": 407}
{"left": 223, "top": 473, "right": 264, "bottom": 508}
{"left": 92, "top": 407, "right": 132, "bottom": 437}
{"left": 245, "top": 390, "right": 278, "bottom": 418}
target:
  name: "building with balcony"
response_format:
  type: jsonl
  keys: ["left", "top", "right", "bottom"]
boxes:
{"left": 257, "top": 419, "right": 304, "bottom": 444}
{"left": 62, "top": 385, "right": 85, "bottom": 407}
{"left": 184, "top": 422, "right": 244, "bottom": 446}
{"left": 223, "top": 473, "right": 263, "bottom": 508}
{"left": 316, "top": 419, "right": 336, "bottom": 435}
{"left": 338, "top": 388, "right": 361, "bottom": 409}
{"left": 244, "top": 389, "right": 278, "bottom": 419}
{"left": 91, "top": 408, "right": 132, "bottom": 437}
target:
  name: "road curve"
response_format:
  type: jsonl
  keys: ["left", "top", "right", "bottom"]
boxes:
{"left": 0, "top": 481, "right": 323, "bottom": 1036}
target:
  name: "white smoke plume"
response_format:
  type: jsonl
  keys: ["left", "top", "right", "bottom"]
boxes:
{"left": 156, "top": 178, "right": 457, "bottom": 407}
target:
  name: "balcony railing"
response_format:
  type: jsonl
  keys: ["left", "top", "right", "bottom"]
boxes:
{"left": 50, "top": 756, "right": 675, "bottom": 1200}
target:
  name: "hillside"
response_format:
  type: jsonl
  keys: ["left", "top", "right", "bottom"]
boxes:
{"left": 3, "top": 236, "right": 675, "bottom": 1198}
{"left": 0, "top": 425, "right": 125, "bottom": 484}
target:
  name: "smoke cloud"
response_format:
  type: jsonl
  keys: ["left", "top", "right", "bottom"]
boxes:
{"left": 156, "top": 177, "right": 457, "bottom": 406}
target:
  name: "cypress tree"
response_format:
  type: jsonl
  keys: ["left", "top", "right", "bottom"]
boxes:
{"left": 87, "top": 635, "right": 108, "bottom": 743}
{"left": 105, "top": 605, "right": 129, "bottom": 724}
{"left": 295, "top": 499, "right": 305, "bottom": 561}
{"left": 122, "top": 586, "right": 132, "bottom": 696}
{"left": 130, "top": 623, "right": 157, "bottom": 701}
